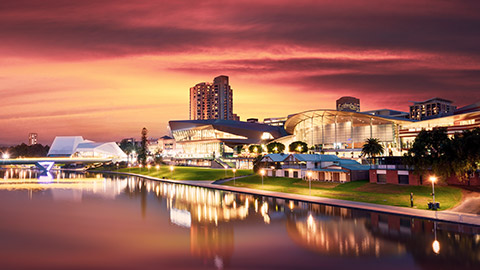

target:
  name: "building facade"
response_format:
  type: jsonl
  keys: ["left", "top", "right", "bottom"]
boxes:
{"left": 169, "top": 119, "right": 287, "bottom": 159}
{"left": 409, "top": 98, "right": 456, "bottom": 120}
{"left": 28, "top": 133, "right": 38, "bottom": 145}
{"left": 189, "top": 75, "right": 239, "bottom": 121}
{"left": 336, "top": 96, "right": 360, "bottom": 112}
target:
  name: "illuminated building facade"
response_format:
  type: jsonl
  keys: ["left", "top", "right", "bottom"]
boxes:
{"left": 28, "top": 133, "right": 38, "bottom": 145}
{"left": 189, "top": 75, "right": 239, "bottom": 121}
{"left": 336, "top": 96, "right": 360, "bottom": 112}
{"left": 169, "top": 119, "right": 287, "bottom": 160}
{"left": 284, "top": 107, "right": 480, "bottom": 158}
{"left": 409, "top": 97, "right": 456, "bottom": 120}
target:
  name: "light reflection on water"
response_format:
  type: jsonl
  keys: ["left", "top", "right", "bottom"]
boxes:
{"left": 0, "top": 169, "right": 479, "bottom": 270}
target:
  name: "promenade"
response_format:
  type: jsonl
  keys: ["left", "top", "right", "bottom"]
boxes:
{"left": 102, "top": 171, "right": 480, "bottom": 227}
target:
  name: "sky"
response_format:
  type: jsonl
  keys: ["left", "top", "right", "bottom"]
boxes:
{"left": 1, "top": 0, "right": 479, "bottom": 145}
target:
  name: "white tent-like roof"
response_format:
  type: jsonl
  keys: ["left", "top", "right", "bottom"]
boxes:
{"left": 48, "top": 136, "right": 85, "bottom": 157}
{"left": 75, "top": 142, "right": 127, "bottom": 161}
{"left": 47, "top": 136, "right": 127, "bottom": 162}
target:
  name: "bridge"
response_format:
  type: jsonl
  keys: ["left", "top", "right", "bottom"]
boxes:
{"left": 0, "top": 157, "right": 113, "bottom": 172}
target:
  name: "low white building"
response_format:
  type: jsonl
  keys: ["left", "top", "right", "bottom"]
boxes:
{"left": 48, "top": 136, "right": 127, "bottom": 162}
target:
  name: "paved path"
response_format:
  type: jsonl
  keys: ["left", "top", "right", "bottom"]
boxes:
{"left": 98, "top": 171, "right": 480, "bottom": 227}
{"left": 451, "top": 188, "right": 480, "bottom": 214}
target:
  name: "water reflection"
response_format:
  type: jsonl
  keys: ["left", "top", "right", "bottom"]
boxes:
{"left": 0, "top": 169, "right": 479, "bottom": 269}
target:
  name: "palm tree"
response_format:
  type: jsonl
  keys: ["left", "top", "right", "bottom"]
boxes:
{"left": 361, "top": 138, "right": 384, "bottom": 158}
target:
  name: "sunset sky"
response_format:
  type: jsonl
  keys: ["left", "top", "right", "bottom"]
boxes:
{"left": 1, "top": 0, "right": 479, "bottom": 145}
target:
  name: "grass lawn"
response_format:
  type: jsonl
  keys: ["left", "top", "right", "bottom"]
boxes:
{"left": 111, "top": 166, "right": 252, "bottom": 181}
{"left": 222, "top": 175, "right": 463, "bottom": 210}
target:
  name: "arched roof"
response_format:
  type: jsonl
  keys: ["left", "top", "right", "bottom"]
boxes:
{"left": 284, "top": 109, "right": 414, "bottom": 134}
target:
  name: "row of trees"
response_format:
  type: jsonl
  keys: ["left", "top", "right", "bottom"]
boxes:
{"left": 248, "top": 141, "right": 309, "bottom": 154}
{"left": 404, "top": 127, "right": 480, "bottom": 181}
{"left": 0, "top": 143, "right": 50, "bottom": 158}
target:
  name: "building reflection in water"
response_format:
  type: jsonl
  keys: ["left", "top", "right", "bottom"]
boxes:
{"left": 2, "top": 169, "right": 480, "bottom": 269}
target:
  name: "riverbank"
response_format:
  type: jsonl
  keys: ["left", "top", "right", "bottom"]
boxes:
{"left": 222, "top": 175, "right": 462, "bottom": 210}
{"left": 96, "top": 170, "right": 480, "bottom": 226}
{"left": 95, "top": 166, "right": 252, "bottom": 181}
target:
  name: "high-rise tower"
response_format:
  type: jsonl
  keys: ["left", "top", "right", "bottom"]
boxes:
{"left": 189, "top": 75, "right": 239, "bottom": 120}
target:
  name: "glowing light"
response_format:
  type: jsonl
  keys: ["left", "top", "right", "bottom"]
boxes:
{"left": 260, "top": 169, "right": 266, "bottom": 176}
{"left": 2, "top": 153, "right": 9, "bottom": 159}
{"left": 432, "top": 240, "right": 440, "bottom": 254}
{"left": 429, "top": 176, "right": 437, "bottom": 182}
{"left": 155, "top": 165, "right": 160, "bottom": 170}
{"left": 169, "top": 165, "right": 174, "bottom": 172}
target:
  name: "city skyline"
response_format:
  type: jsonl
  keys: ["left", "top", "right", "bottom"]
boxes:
{"left": 1, "top": 0, "right": 480, "bottom": 145}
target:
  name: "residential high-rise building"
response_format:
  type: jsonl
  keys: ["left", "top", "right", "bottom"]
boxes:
{"left": 28, "top": 133, "right": 38, "bottom": 145}
{"left": 189, "top": 75, "right": 239, "bottom": 121}
{"left": 409, "top": 98, "right": 456, "bottom": 120}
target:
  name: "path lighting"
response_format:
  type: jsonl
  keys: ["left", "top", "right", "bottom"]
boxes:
{"left": 224, "top": 165, "right": 228, "bottom": 177}
{"left": 307, "top": 171, "right": 313, "bottom": 196}
{"left": 147, "top": 164, "right": 151, "bottom": 173}
{"left": 232, "top": 169, "right": 237, "bottom": 186}
{"left": 139, "top": 164, "right": 143, "bottom": 171}
{"left": 128, "top": 163, "right": 131, "bottom": 172}
{"left": 260, "top": 169, "right": 266, "bottom": 186}
{"left": 430, "top": 176, "right": 437, "bottom": 209}
{"left": 155, "top": 165, "right": 160, "bottom": 172}
{"left": 170, "top": 165, "right": 174, "bottom": 178}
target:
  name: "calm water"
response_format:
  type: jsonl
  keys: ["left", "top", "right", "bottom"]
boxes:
{"left": 0, "top": 169, "right": 479, "bottom": 270}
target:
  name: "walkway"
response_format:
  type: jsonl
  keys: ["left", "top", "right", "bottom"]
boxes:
{"left": 99, "top": 171, "right": 480, "bottom": 227}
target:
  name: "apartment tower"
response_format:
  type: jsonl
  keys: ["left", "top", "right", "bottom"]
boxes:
{"left": 189, "top": 75, "right": 239, "bottom": 120}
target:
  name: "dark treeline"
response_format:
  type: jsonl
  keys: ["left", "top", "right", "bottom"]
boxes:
{"left": 0, "top": 143, "right": 50, "bottom": 158}
{"left": 405, "top": 127, "right": 480, "bottom": 181}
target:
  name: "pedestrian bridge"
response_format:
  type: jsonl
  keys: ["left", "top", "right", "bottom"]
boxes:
{"left": 0, "top": 157, "right": 112, "bottom": 172}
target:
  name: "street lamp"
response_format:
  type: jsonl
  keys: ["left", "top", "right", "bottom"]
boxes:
{"left": 155, "top": 164, "right": 160, "bottom": 173}
{"left": 147, "top": 164, "right": 151, "bottom": 173}
{"left": 260, "top": 169, "right": 266, "bottom": 186}
{"left": 224, "top": 165, "right": 228, "bottom": 177}
{"left": 139, "top": 164, "right": 143, "bottom": 171}
{"left": 232, "top": 168, "right": 237, "bottom": 186}
{"left": 430, "top": 176, "right": 437, "bottom": 209}
{"left": 128, "top": 163, "right": 131, "bottom": 172}
{"left": 170, "top": 165, "right": 174, "bottom": 179}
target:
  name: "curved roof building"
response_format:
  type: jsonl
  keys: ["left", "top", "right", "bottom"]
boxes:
{"left": 284, "top": 110, "right": 413, "bottom": 155}
{"left": 169, "top": 119, "right": 287, "bottom": 159}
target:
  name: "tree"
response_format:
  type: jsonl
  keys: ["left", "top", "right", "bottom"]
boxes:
{"left": 404, "top": 128, "right": 450, "bottom": 178}
{"left": 289, "top": 141, "right": 308, "bottom": 153}
{"left": 119, "top": 139, "right": 137, "bottom": 155}
{"left": 137, "top": 127, "right": 148, "bottom": 165}
{"left": 361, "top": 138, "right": 384, "bottom": 158}
{"left": 444, "top": 128, "right": 480, "bottom": 181}
{"left": 266, "top": 142, "right": 285, "bottom": 153}
{"left": 248, "top": 144, "right": 263, "bottom": 154}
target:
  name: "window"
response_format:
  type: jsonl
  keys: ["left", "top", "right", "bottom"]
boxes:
{"left": 284, "top": 171, "right": 289, "bottom": 177}
{"left": 293, "top": 171, "right": 299, "bottom": 178}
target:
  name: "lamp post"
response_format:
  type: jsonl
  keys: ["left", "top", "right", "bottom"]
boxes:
{"left": 128, "top": 163, "right": 131, "bottom": 172}
{"left": 307, "top": 171, "right": 313, "bottom": 196}
{"left": 224, "top": 165, "right": 228, "bottom": 177}
{"left": 147, "top": 164, "right": 151, "bottom": 173}
{"left": 260, "top": 169, "right": 265, "bottom": 186}
{"left": 430, "top": 176, "right": 437, "bottom": 209}
{"left": 155, "top": 164, "right": 160, "bottom": 174}
{"left": 139, "top": 164, "right": 143, "bottom": 172}
{"left": 232, "top": 168, "right": 236, "bottom": 186}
